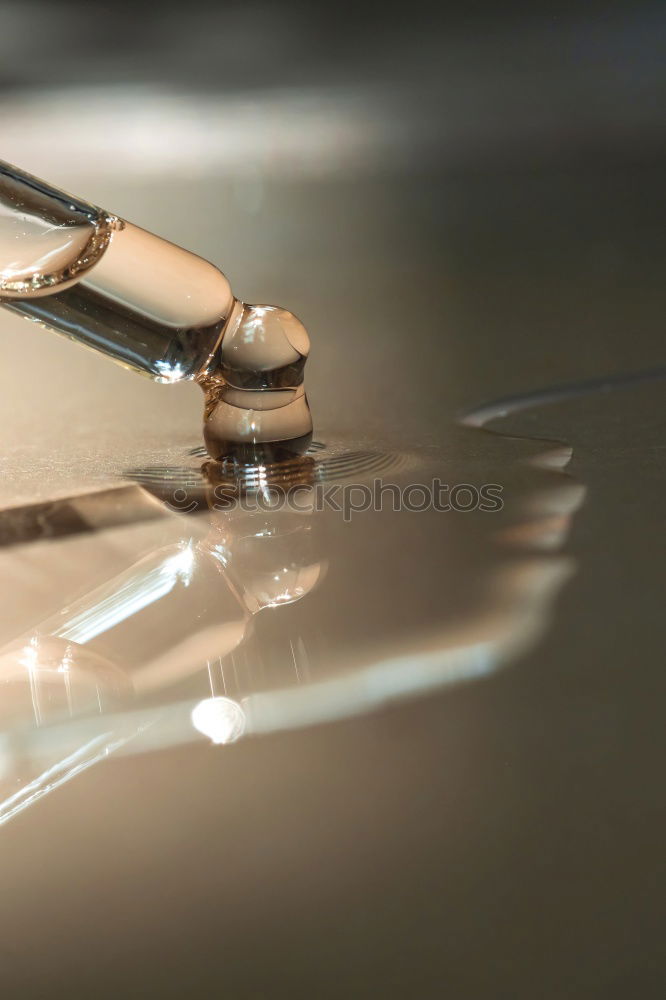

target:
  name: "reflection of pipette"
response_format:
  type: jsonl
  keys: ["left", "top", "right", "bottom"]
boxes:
{"left": 0, "top": 418, "right": 588, "bottom": 826}
{"left": 0, "top": 481, "right": 325, "bottom": 825}
{"left": 0, "top": 487, "right": 324, "bottom": 727}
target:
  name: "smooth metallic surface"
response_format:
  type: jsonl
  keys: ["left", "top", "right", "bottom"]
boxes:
{"left": 0, "top": 7, "right": 664, "bottom": 997}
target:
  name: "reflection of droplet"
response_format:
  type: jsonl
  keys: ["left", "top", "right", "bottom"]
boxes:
{"left": 191, "top": 696, "right": 246, "bottom": 745}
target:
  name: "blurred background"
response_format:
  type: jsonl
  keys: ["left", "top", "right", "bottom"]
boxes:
{"left": 1, "top": 0, "right": 665, "bottom": 441}
{"left": 0, "top": 3, "right": 665, "bottom": 998}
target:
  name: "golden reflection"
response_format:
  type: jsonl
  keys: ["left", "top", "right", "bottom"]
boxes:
{"left": 0, "top": 430, "right": 586, "bottom": 824}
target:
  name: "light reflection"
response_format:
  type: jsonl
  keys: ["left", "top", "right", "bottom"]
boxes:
{"left": 59, "top": 541, "right": 196, "bottom": 644}
{"left": 0, "top": 477, "right": 324, "bottom": 821}
{"left": 1, "top": 86, "right": 400, "bottom": 180}
{"left": 0, "top": 421, "right": 587, "bottom": 824}
{"left": 191, "top": 697, "right": 246, "bottom": 745}
{"left": 0, "top": 635, "right": 131, "bottom": 730}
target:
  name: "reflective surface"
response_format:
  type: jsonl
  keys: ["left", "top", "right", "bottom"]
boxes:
{"left": 0, "top": 12, "right": 665, "bottom": 994}
{"left": 0, "top": 423, "right": 583, "bottom": 822}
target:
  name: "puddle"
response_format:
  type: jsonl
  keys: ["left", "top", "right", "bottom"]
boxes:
{"left": 0, "top": 411, "right": 584, "bottom": 823}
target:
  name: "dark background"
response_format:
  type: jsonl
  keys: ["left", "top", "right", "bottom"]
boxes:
{"left": 3, "top": 2, "right": 665, "bottom": 156}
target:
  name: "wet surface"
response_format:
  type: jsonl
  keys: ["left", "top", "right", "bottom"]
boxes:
{"left": 0, "top": 419, "right": 583, "bottom": 819}
{"left": 0, "top": 48, "right": 665, "bottom": 999}
{"left": 1, "top": 363, "right": 663, "bottom": 998}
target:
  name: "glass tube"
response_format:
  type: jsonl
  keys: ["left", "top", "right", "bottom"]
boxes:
{"left": 0, "top": 160, "right": 233, "bottom": 382}
{"left": 0, "top": 160, "right": 313, "bottom": 458}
